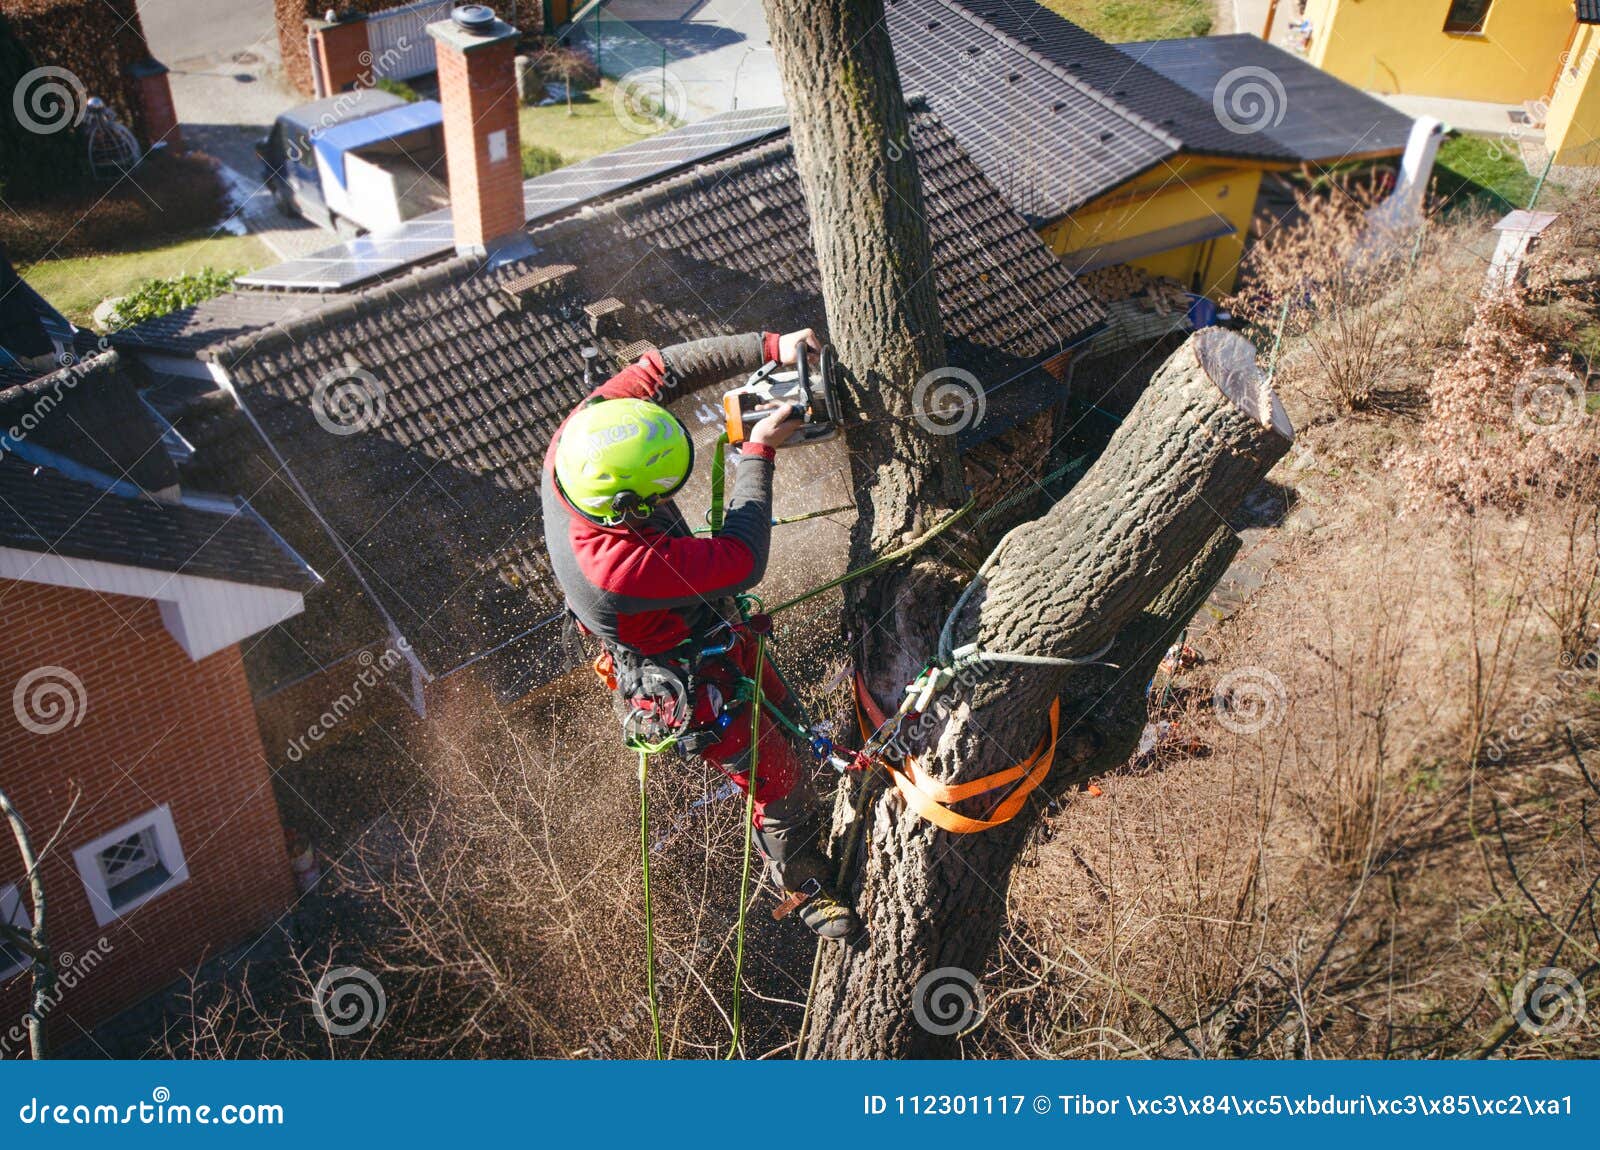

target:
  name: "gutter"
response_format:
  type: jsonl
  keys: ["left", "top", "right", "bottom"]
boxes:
{"left": 207, "top": 360, "right": 435, "bottom": 717}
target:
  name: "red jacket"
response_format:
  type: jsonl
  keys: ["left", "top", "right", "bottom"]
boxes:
{"left": 541, "top": 332, "right": 782, "bottom": 654}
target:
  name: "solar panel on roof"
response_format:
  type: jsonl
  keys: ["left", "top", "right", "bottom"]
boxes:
{"left": 240, "top": 107, "right": 790, "bottom": 292}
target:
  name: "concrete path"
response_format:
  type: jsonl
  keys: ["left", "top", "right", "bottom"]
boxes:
{"left": 133, "top": 0, "right": 333, "bottom": 259}
{"left": 598, "top": 0, "right": 783, "bottom": 118}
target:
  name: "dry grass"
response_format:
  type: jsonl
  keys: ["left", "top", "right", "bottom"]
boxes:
{"left": 148, "top": 193, "right": 1600, "bottom": 1062}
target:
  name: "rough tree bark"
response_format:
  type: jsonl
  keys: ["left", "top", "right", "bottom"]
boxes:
{"left": 762, "top": 0, "right": 1295, "bottom": 1058}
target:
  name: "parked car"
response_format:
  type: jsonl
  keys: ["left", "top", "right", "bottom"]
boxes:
{"left": 256, "top": 89, "right": 449, "bottom": 237}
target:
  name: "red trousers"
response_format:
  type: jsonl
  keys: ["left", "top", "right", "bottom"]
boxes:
{"left": 688, "top": 634, "right": 802, "bottom": 829}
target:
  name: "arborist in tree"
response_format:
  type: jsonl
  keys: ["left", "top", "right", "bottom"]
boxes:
{"left": 542, "top": 329, "right": 861, "bottom": 941}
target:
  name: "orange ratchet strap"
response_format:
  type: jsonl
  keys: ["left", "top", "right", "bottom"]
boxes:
{"left": 854, "top": 672, "right": 1060, "bottom": 835}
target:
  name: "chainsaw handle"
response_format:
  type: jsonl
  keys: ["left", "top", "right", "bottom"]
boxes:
{"left": 796, "top": 340, "right": 809, "bottom": 393}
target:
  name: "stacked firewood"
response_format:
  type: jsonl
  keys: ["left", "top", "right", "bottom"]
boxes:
{"left": 1083, "top": 265, "right": 1191, "bottom": 316}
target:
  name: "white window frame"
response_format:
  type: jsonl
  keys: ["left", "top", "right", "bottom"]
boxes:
{"left": 72, "top": 806, "right": 189, "bottom": 927}
{"left": 0, "top": 883, "right": 33, "bottom": 978}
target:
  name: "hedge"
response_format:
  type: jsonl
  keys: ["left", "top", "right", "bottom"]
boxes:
{"left": 2, "top": 0, "right": 151, "bottom": 144}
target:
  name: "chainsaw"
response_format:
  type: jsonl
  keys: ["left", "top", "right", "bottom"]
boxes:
{"left": 721, "top": 343, "right": 842, "bottom": 448}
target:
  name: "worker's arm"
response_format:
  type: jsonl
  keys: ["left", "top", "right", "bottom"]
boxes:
{"left": 588, "top": 334, "right": 775, "bottom": 403}
{"left": 589, "top": 328, "right": 822, "bottom": 402}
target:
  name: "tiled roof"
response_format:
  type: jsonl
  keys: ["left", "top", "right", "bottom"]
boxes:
{"left": 1580, "top": 0, "right": 1599, "bottom": 25}
{"left": 0, "top": 355, "right": 316, "bottom": 593}
{"left": 110, "top": 287, "right": 352, "bottom": 362}
{"left": 0, "top": 352, "right": 180, "bottom": 493}
{"left": 210, "top": 105, "right": 1104, "bottom": 693}
{"left": 887, "top": 0, "right": 1407, "bottom": 219}
{"left": 0, "top": 455, "right": 316, "bottom": 591}
{"left": 1118, "top": 36, "right": 1417, "bottom": 164}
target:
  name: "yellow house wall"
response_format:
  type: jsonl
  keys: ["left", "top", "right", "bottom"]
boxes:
{"left": 1546, "top": 24, "right": 1600, "bottom": 164}
{"left": 1302, "top": 0, "right": 1574, "bottom": 105}
{"left": 1039, "top": 161, "right": 1264, "bottom": 297}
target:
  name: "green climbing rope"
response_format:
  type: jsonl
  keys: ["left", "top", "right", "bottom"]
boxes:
{"left": 635, "top": 480, "right": 980, "bottom": 1061}
{"left": 638, "top": 749, "right": 664, "bottom": 1059}
{"left": 726, "top": 633, "right": 764, "bottom": 1060}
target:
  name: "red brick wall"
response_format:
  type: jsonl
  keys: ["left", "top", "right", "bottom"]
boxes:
{"left": 0, "top": 580, "right": 294, "bottom": 1053}
{"left": 434, "top": 34, "right": 524, "bottom": 253}
{"left": 310, "top": 17, "right": 373, "bottom": 95}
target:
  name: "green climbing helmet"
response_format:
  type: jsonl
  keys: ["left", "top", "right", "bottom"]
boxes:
{"left": 554, "top": 397, "right": 694, "bottom": 525}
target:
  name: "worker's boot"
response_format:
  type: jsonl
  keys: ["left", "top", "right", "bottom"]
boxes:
{"left": 755, "top": 785, "right": 861, "bottom": 942}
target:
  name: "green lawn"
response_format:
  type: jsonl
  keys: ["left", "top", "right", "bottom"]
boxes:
{"left": 518, "top": 78, "right": 671, "bottom": 167}
{"left": 1434, "top": 135, "right": 1551, "bottom": 212}
{"left": 1042, "top": 0, "right": 1213, "bottom": 41}
{"left": 24, "top": 232, "right": 274, "bottom": 328}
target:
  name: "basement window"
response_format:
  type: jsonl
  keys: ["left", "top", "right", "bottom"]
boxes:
{"left": 1443, "top": 0, "right": 1492, "bottom": 34}
{"left": 0, "top": 884, "right": 32, "bottom": 978}
{"left": 73, "top": 806, "right": 189, "bottom": 926}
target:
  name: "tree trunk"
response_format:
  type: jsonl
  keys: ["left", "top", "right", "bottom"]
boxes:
{"left": 804, "top": 333, "right": 1291, "bottom": 1057}
{"left": 761, "top": 0, "right": 1295, "bottom": 1058}
{"left": 760, "top": 0, "right": 972, "bottom": 709}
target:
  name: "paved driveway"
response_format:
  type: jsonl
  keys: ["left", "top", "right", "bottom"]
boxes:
{"left": 599, "top": 0, "right": 783, "bottom": 117}
{"left": 134, "top": 0, "right": 329, "bottom": 256}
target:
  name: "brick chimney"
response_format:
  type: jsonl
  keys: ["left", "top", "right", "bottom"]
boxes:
{"left": 428, "top": 7, "right": 525, "bottom": 257}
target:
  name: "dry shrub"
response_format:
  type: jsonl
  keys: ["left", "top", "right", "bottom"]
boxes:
{"left": 993, "top": 499, "right": 1600, "bottom": 1059}
{"left": 1393, "top": 293, "right": 1598, "bottom": 511}
{"left": 156, "top": 673, "right": 814, "bottom": 1059}
{"left": 1229, "top": 182, "right": 1400, "bottom": 411}
{"left": 0, "top": 151, "right": 229, "bottom": 262}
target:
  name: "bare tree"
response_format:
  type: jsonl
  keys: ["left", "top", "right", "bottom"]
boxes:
{"left": 761, "top": 0, "right": 1293, "bottom": 1057}
{"left": 0, "top": 784, "right": 78, "bottom": 1059}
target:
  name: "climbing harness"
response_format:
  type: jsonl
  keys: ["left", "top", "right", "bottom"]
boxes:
{"left": 631, "top": 486, "right": 978, "bottom": 1059}
{"left": 631, "top": 401, "right": 1116, "bottom": 1058}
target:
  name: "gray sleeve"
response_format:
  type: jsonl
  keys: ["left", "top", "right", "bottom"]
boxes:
{"left": 659, "top": 333, "right": 767, "bottom": 393}
{"left": 716, "top": 450, "right": 774, "bottom": 592}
